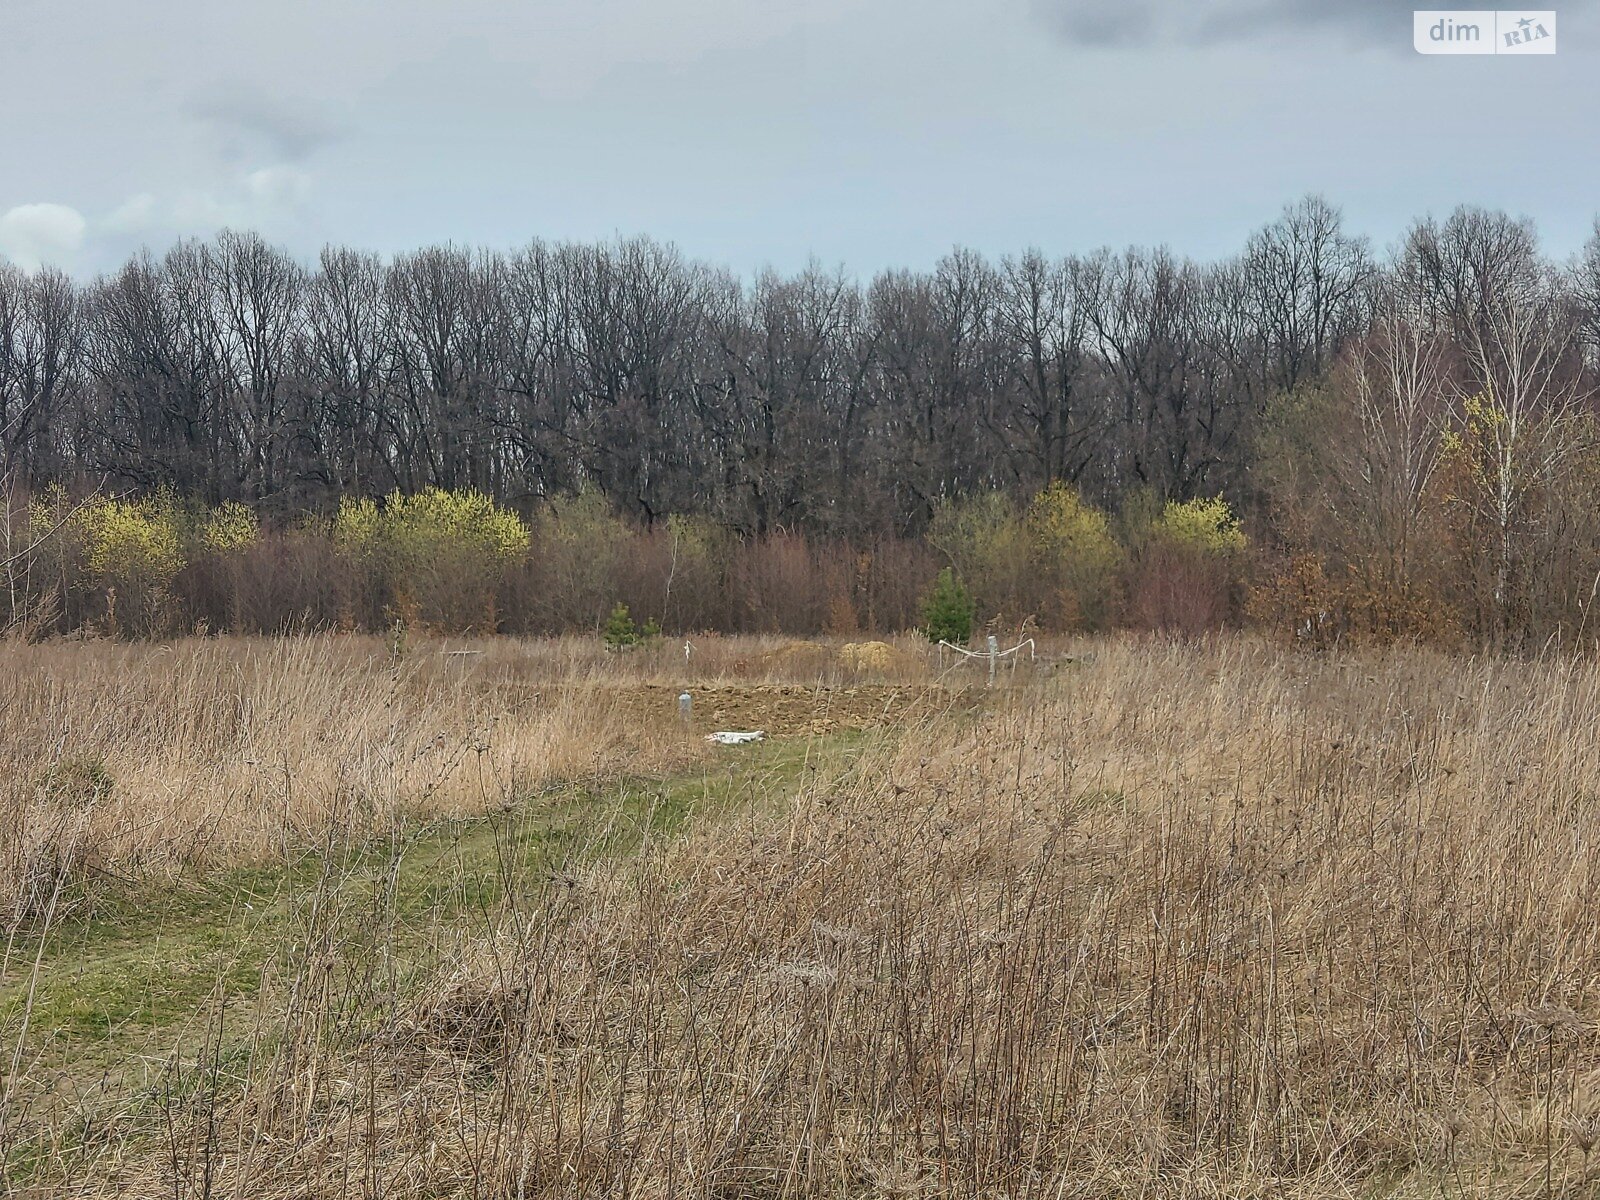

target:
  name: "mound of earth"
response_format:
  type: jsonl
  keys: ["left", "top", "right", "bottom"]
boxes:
{"left": 757, "top": 642, "right": 833, "bottom": 674}
{"left": 840, "top": 640, "right": 899, "bottom": 673}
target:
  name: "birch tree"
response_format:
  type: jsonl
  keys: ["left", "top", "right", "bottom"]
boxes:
{"left": 1410, "top": 209, "right": 1587, "bottom": 638}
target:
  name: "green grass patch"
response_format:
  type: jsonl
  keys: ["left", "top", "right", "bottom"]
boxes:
{"left": 0, "top": 732, "right": 861, "bottom": 1119}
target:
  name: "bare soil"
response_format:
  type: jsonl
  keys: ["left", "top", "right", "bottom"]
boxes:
{"left": 615, "top": 682, "right": 980, "bottom": 737}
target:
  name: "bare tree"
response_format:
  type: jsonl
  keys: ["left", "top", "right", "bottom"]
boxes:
{"left": 1574, "top": 221, "right": 1600, "bottom": 365}
{"left": 0, "top": 266, "right": 83, "bottom": 480}
{"left": 1409, "top": 208, "right": 1589, "bottom": 638}
{"left": 1240, "top": 195, "right": 1373, "bottom": 394}
{"left": 1329, "top": 262, "right": 1450, "bottom": 595}
{"left": 992, "top": 250, "right": 1103, "bottom": 490}
{"left": 300, "top": 245, "right": 394, "bottom": 496}
{"left": 1079, "top": 247, "right": 1239, "bottom": 500}
{"left": 210, "top": 230, "right": 304, "bottom": 503}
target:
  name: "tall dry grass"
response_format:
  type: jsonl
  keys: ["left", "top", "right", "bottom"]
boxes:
{"left": 25, "top": 636, "right": 1600, "bottom": 1197}
{"left": 0, "top": 631, "right": 967, "bottom": 924}
{"left": 0, "top": 634, "right": 719, "bottom": 924}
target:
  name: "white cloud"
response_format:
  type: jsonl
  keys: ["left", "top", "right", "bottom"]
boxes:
{"left": 0, "top": 169, "right": 315, "bottom": 276}
{"left": 99, "top": 167, "right": 314, "bottom": 249}
{"left": 102, "top": 192, "right": 159, "bottom": 233}
{"left": 244, "top": 165, "right": 312, "bottom": 209}
{"left": 0, "top": 203, "right": 88, "bottom": 271}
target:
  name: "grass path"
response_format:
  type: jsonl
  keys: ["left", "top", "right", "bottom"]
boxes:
{"left": 0, "top": 732, "right": 861, "bottom": 1176}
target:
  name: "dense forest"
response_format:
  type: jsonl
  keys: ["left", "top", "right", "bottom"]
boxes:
{"left": 5, "top": 196, "right": 1600, "bottom": 646}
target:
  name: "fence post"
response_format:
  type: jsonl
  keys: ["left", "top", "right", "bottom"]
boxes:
{"left": 987, "top": 634, "right": 999, "bottom": 685}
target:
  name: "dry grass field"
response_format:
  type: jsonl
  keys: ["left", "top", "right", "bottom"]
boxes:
{"left": 0, "top": 632, "right": 972, "bottom": 922}
{"left": 3, "top": 634, "right": 1599, "bottom": 1197}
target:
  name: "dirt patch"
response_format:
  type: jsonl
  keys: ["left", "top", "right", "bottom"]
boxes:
{"left": 618, "top": 683, "right": 976, "bottom": 738}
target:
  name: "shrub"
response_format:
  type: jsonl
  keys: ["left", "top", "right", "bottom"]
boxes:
{"left": 57, "top": 493, "right": 185, "bottom": 636}
{"left": 73, "top": 495, "right": 184, "bottom": 583}
{"left": 1150, "top": 496, "right": 1247, "bottom": 556}
{"left": 333, "top": 489, "right": 529, "bottom": 631}
{"left": 43, "top": 753, "right": 116, "bottom": 805}
{"left": 1248, "top": 553, "right": 1457, "bottom": 649}
{"left": 387, "top": 489, "right": 528, "bottom": 564}
{"left": 1128, "top": 542, "right": 1235, "bottom": 635}
{"left": 332, "top": 496, "right": 382, "bottom": 556}
{"left": 927, "top": 493, "right": 1031, "bottom": 624}
{"left": 660, "top": 513, "right": 731, "bottom": 629}
{"left": 1025, "top": 483, "right": 1122, "bottom": 629}
{"left": 603, "top": 602, "right": 639, "bottom": 649}
{"left": 1130, "top": 497, "right": 1247, "bottom": 634}
{"left": 528, "top": 492, "right": 634, "bottom": 630}
{"left": 921, "top": 568, "right": 975, "bottom": 644}
{"left": 334, "top": 489, "right": 528, "bottom": 568}
{"left": 198, "top": 502, "right": 260, "bottom": 556}
{"left": 726, "top": 531, "right": 829, "bottom": 634}
{"left": 927, "top": 486, "right": 1125, "bottom": 630}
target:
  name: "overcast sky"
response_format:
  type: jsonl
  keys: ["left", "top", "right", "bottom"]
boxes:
{"left": 2, "top": 0, "right": 1595, "bottom": 276}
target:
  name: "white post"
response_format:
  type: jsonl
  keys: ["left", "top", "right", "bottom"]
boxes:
{"left": 987, "top": 634, "right": 999, "bottom": 686}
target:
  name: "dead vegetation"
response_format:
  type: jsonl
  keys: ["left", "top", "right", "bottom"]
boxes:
{"left": 0, "top": 632, "right": 981, "bottom": 923}
{"left": 8, "top": 635, "right": 1600, "bottom": 1197}
{"left": 0, "top": 635, "right": 685, "bottom": 924}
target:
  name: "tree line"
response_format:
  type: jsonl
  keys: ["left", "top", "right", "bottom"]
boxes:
{"left": 5, "top": 195, "right": 1600, "bottom": 645}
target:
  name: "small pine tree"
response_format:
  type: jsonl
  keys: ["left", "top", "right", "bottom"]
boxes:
{"left": 921, "top": 568, "right": 975, "bottom": 644}
{"left": 640, "top": 616, "right": 663, "bottom": 642}
{"left": 603, "top": 602, "right": 639, "bottom": 650}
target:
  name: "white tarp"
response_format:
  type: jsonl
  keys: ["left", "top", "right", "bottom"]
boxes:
{"left": 707, "top": 731, "right": 765, "bottom": 745}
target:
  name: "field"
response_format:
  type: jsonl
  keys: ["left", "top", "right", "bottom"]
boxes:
{"left": 2, "top": 633, "right": 1599, "bottom": 1197}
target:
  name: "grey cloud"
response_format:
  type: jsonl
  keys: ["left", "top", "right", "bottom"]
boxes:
{"left": 185, "top": 85, "right": 340, "bottom": 164}
{"left": 1057, "top": 0, "right": 1156, "bottom": 46}
{"left": 1035, "top": 0, "right": 1589, "bottom": 47}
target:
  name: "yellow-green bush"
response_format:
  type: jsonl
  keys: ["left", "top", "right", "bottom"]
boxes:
{"left": 1024, "top": 483, "right": 1122, "bottom": 628}
{"left": 927, "top": 492, "right": 1033, "bottom": 625}
{"left": 334, "top": 489, "right": 527, "bottom": 565}
{"left": 31, "top": 492, "right": 189, "bottom": 636}
{"left": 332, "top": 496, "right": 382, "bottom": 556}
{"left": 333, "top": 488, "right": 529, "bottom": 630}
{"left": 71, "top": 495, "right": 184, "bottom": 582}
{"left": 533, "top": 491, "right": 633, "bottom": 627}
{"left": 391, "top": 489, "right": 526, "bottom": 565}
{"left": 928, "top": 485, "right": 1125, "bottom": 629}
{"left": 1150, "top": 496, "right": 1247, "bottom": 556}
{"left": 199, "top": 501, "right": 260, "bottom": 556}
